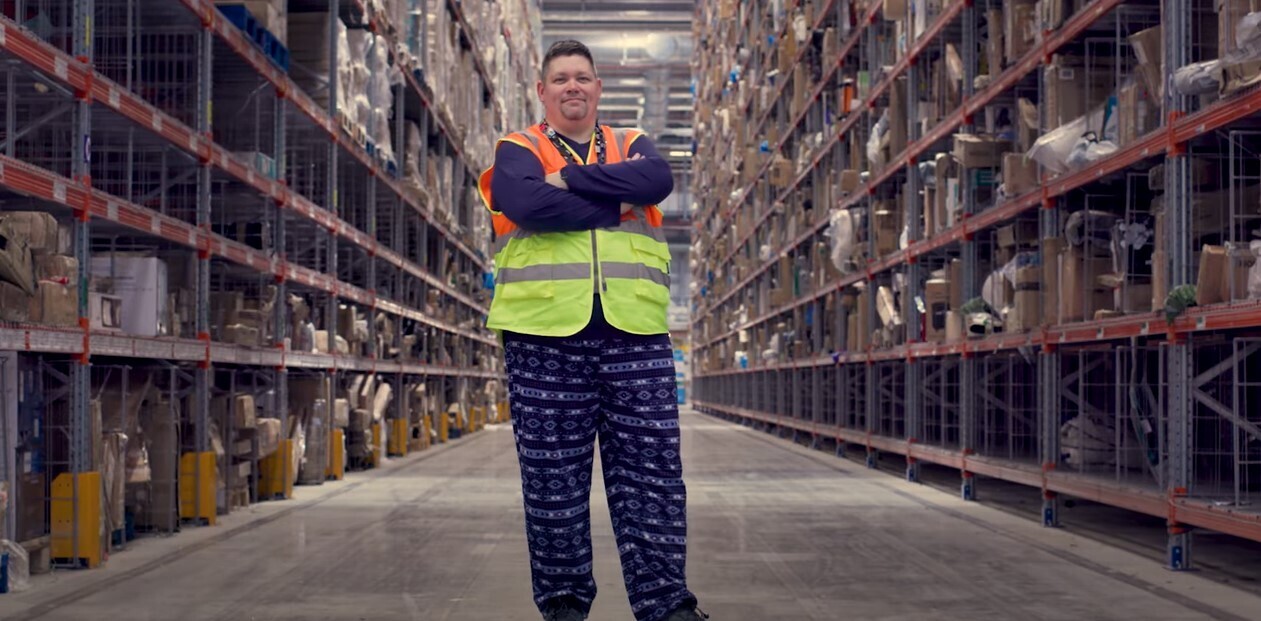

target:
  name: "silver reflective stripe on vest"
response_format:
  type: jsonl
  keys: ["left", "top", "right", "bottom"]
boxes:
{"left": 496, "top": 262, "right": 591, "bottom": 284}
{"left": 611, "top": 207, "right": 667, "bottom": 243}
{"left": 493, "top": 228, "right": 538, "bottom": 257}
{"left": 601, "top": 262, "right": 670, "bottom": 287}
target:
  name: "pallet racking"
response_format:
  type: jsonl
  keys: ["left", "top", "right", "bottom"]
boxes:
{"left": 0, "top": 0, "right": 534, "bottom": 569}
{"left": 691, "top": 0, "right": 1261, "bottom": 569}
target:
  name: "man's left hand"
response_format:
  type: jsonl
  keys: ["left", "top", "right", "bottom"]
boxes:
{"left": 545, "top": 171, "right": 568, "bottom": 190}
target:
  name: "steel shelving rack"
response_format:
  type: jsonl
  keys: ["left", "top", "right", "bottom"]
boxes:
{"left": 0, "top": 0, "right": 530, "bottom": 567}
{"left": 691, "top": 0, "right": 1261, "bottom": 570}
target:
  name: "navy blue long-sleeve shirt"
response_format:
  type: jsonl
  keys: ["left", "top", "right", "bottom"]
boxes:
{"left": 489, "top": 129, "right": 674, "bottom": 338}
{"left": 489, "top": 131, "right": 674, "bottom": 232}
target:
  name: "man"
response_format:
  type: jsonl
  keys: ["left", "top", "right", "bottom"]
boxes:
{"left": 477, "top": 40, "right": 706, "bottom": 621}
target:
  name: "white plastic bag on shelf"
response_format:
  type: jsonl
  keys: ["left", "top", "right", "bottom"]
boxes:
{"left": 1028, "top": 92, "right": 1117, "bottom": 175}
{"left": 1, "top": 539, "right": 30, "bottom": 592}
{"left": 1250, "top": 241, "right": 1261, "bottom": 299}
{"left": 1237, "top": 12, "right": 1261, "bottom": 54}
{"left": 1172, "top": 60, "right": 1223, "bottom": 96}
{"left": 826, "top": 208, "right": 856, "bottom": 273}
{"left": 759, "top": 243, "right": 773, "bottom": 262}
{"left": 867, "top": 110, "right": 889, "bottom": 168}
{"left": 1065, "top": 131, "right": 1120, "bottom": 169}
{"left": 1028, "top": 115, "right": 1087, "bottom": 175}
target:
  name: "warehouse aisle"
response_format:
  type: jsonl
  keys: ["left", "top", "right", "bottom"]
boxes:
{"left": 6, "top": 408, "right": 1261, "bottom": 621}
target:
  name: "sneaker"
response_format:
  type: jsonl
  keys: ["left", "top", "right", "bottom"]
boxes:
{"left": 664, "top": 604, "right": 710, "bottom": 621}
{"left": 542, "top": 596, "right": 586, "bottom": 621}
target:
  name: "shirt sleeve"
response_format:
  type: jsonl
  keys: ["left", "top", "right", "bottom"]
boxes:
{"left": 560, "top": 134, "right": 675, "bottom": 206}
{"left": 489, "top": 141, "right": 622, "bottom": 233}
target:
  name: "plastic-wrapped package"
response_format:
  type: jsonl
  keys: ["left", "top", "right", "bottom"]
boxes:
{"left": 1251, "top": 241, "right": 1261, "bottom": 299}
{"left": 1238, "top": 11, "right": 1261, "bottom": 54}
{"left": 867, "top": 110, "right": 889, "bottom": 168}
{"left": 826, "top": 208, "right": 856, "bottom": 273}
{"left": 1172, "top": 60, "right": 1223, "bottom": 96}
{"left": 1028, "top": 94, "right": 1118, "bottom": 174}
{"left": 1, "top": 538, "right": 30, "bottom": 592}
{"left": 1065, "top": 210, "right": 1120, "bottom": 251}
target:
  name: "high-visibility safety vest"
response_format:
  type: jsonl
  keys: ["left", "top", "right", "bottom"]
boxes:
{"left": 477, "top": 125, "right": 670, "bottom": 337}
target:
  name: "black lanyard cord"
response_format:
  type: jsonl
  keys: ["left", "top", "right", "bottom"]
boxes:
{"left": 540, "top": 119, "right": 606, "bottom": 165}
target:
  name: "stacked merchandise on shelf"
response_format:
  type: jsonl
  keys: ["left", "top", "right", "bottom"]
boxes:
{"left": 0, "top": 212, "right": 76, "bottom": 328}
{"left": 288, "top": 7, "right": 401, "bottom": 167}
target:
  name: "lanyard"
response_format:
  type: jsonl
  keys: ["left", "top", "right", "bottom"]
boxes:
{"left": 540, "top": 119, "right": 606, "bottom": 166}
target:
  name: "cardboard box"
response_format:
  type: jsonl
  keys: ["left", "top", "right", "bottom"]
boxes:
{"left": 997, "top": 221, "right": 1040, "bottom": 248}
{"left": 0, "top": 281, "right": 31, "bottom": 322}
{"left": 30, "top": 281, "right": 77, "bottom": 327}
{"left": 874, "top": 207, "right": 901, "bottom": 257}
{"left": 769, "top": 155, "right": 795, "bottom": 188}
{"left": 1118, "top": 80, "right": 1158, "bottom": 147}
{"left": 1044, "top": 57, "right": 1113, "bottom": 129}
{"left": 840, "top": 169, "right": 861, "bottom": 194}
{"left": 1195, "top": 245, "right": 1254, "bottom": 305}
{"left": 1042, "top": 238, "right": 1063, "bottom": 325}
{"left": 1004, "top": 0, "right": 1038, "bottom": 64}
{"left": 987, "top": 9, "right": 1004, "bottom": 78}
{"left": 1002, "top": 153, "right": 1038, "bottom": 197}
{"left": 889, "top": 77, "right": 909, "bottom": 156}
{"left": 35, "top": 254, "right": 77, "bottom": 282}
{"left": 876, "top": 286, "right": 902, "bottom": 328}
{"left": 234, "top": 395, "right": 257, "bottom": 429}
{"left": 1220, "top": 0, "right": 1254, "bottom": 57}
{"left": 89, "top": 292, "right": 122, "bottom": 331}
{"left": 884, "top": 0, "right": 909, "bottom": 20}
{"left": 16, "top": 472, "right": 46, "bottom": 542}
{"left": 0, "top": 220, "right": 36, "bottom": 295}
{"left": 1128, "top": 26, "right": 1163, "bottom": 97}
{"left": 925, "top": 278, "right": 950, "bottom": 342}
{"left": 1017, "top": 98, "right": 1039, "bottom": 152}
{"left": 953, "top": 134, "right": 1012, "bottom": 169}
{"left": 0, "top": 212, "right": 61, "bottom": 254}
{"left": 1008, "top": 289, "right": 1041, "bottom": 332}
{"left": 1059, "top": 248, "right": 1115, "bottom": 323}
{"left": 945, "top": 310, "right": 964, "bottom": 342}
{"left": 1220, "top": 59, "right": 1261, "bottom": 95}
{"left": 90, "top": 256, "right": 168, "bottom": 336}
{"left": 223, "top": 324, "right": 261, "bottom": 347}
{"left": 949, "top": 259, "right": 964, "bottom": 310}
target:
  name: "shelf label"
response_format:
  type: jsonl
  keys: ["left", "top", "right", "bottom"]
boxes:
{"left": 187, "top": 228, "right": 196, "bottom": 246}
{"left": 108, "top": 87, "right": 119, "bottom": 108}
{"left": 188, "top": 134, "right": 198, "bottom": 153}
{"left": 0, "top": 24, "right": 6, "bottom": 46}
{"left": 150, "top": 215, "right": 161, "bottom": 234}
{"left": 54, "top": 57, "right": 67, "bottom": 79}
{"left": 152, "top": 115, "right": 162, "bottom": 132}
{"left": 106, "top": 200, "right": 118, "bottom": 221}
{"left": 53, "top": 181, "right": 66, "bottom": 203}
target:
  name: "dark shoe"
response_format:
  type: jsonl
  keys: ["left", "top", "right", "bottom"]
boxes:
{"left": 542, "top": 596, "right": 586, "bottom": 621}
{"left": 664, "top": 604, "right": 710, "bottom": 621}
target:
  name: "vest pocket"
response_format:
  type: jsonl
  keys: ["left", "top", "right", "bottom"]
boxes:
{"left": 628, "top": 235, "right": 671, "bottom": 273}
{"left": 497, "top": 243, "right": 556, "bottom": 300}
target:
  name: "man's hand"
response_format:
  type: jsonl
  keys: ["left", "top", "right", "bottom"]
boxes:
{"left": 544, "top": 171, "right": 568, "bottom": 190}
{"left": 621, "top": 202, "right": 634, "bottom": 215}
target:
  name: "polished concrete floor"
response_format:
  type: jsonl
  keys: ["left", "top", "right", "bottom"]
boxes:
{"left": 6, "top": 407, "right": 1261, "bottom": 621}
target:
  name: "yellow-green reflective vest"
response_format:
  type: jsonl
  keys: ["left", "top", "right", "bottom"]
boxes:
{"left": 477, "top": 125, "right": 671, "bottom": 337}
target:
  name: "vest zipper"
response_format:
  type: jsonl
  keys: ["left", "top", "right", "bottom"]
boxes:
{"left": 591, "top": 229, "right": 607, "bottom": 292}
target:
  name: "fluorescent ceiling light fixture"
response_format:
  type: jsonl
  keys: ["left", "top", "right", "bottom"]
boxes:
{"left": 669, "top": 150, "right": 694, "bottom": 157}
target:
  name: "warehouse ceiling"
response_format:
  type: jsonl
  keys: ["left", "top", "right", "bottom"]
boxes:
{"left": 539, "top": 0, "right": 695, "bottom": 179}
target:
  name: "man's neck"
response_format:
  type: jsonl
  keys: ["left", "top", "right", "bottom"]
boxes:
{"left": 546, "top": 117, "right": 596, "bottom": 143}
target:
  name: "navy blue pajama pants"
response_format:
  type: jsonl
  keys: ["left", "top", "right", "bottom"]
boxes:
{"left": 504, "top": 332, "right": 695, "bottom": 621}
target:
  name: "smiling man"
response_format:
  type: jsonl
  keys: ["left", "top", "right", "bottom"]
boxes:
{"left": 477, "top": 40, "right": 706, "bottom": 621}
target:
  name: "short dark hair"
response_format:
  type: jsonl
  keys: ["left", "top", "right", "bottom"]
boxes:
{"left": 542, "top": 40, "right": 596, "bottom": 79}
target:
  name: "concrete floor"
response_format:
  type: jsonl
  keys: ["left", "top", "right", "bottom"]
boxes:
{"left": 6, "top": 407, "right": 1261, "bottom": 621}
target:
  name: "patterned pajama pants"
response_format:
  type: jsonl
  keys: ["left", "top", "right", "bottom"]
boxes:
{"left": 504, "top": 332, "right": 695, "bottom": 621}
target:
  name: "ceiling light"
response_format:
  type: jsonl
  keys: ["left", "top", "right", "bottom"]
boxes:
{"left": 669, "top": 151, "right": 693, "bottom": 158}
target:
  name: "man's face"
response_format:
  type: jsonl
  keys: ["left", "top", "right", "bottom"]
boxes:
{"left": 538, "top": 55, "right": 602, "bottom": 125}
